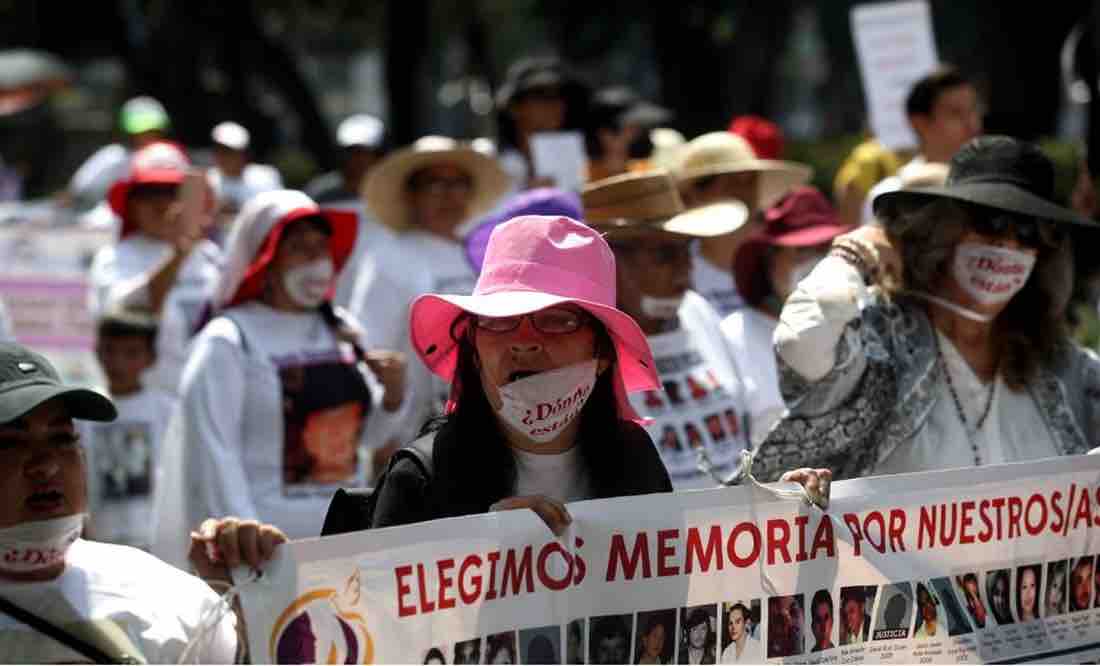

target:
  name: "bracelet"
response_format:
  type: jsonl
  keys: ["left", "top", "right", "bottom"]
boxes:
{"left": 829, "top": 237, "right": 881, "bottom": 283}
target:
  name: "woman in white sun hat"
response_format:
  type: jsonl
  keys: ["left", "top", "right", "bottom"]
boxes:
{"left": 152, "top": 189, "right": 408, "bottom": 566}
{"left": 348, "top": 136, "right": 512, "bottom": 446}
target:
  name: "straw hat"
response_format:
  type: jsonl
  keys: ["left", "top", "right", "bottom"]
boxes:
{"left": 362, "top": 136, "right": 512, "bottom": 233}
{"left": 581, "top": 171, "right": 748, "bottom": 238}
{"left": 673, "top": 132, "right": 812, "bottom": 210}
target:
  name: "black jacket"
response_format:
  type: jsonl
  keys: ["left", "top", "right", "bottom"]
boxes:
{"left": 322, "top": 419, "right": 672, "bottom": 534}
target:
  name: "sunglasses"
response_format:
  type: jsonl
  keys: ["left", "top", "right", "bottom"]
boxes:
{"left": 969, "top": 212, "right": 1065, "bottom": 249}
{"left": 475, "top": 307, "right": 589, "bottom": 335}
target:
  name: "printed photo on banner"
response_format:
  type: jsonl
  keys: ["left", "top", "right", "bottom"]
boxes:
{"left": 635, "top": 608, "right": 675, "bottom": 664}
{"left": 1045, "top": 560, "right": 1068, "bottom": 617}
{"left": 912, "top": 581, "right": 948, "bottom": 639}
{"left": 873, "top": 582, "right": 913, "bottom": 641}
{"left": 566, "top": 619, "right": 585, "bottom": 665}
{"left": 929, "top": 577, "right": 973, "bottom": 637}
{"left": 956, "top": 573, "right": 989, "bottom": 629}
{"left": 678, "top": 604, "right": 717, "bottom": 664}
{"left": 589, "top": 614, "right": 633, "bottom": 665}
{"left": 719, "top": 600, "right": 761, "bottom": 664}
{"left": 808, "top": 589, "right": 836, "bottom": 652}
{"left": 519, "top": 625, "right": 560, "bottom": 664}
{"left": 767, "top": 594, "right": 803, "bottom": 659}
{"left": 838, "top": 585, "right": 876, "bottom": 645}
{"left": 92, "top": 421, "right": 153, "bottom": 500}
{"left": 986, "top": 568, "right": 1014, "bottom": 625}
{"left": 1094, "top": 556, "right": 1100, "bottom": 610}
{"left": 278, "top": 357, "right": 368, "bottom": 494}
{"left": 1015, "top": 563, "right": 1042, "bottom": 623}
{"left": 1070, "top": 556, "right": 1096, "bottom": 613}
{"left": 486, "top": 631, "right": 517, "bottom": 665}
{"left": 423, "top": 646, "right": 446, "bottom": 664}
{"left": 452, "top": 637, "right": 481, "bottom": 665}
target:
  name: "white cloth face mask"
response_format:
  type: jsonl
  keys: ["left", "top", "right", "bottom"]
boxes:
{"left": 0, "top": 513, "right": 85, "bottom": 574}
{"left": 283, "top": 257, "right": 334, "bottom": 308}
{"left": 952, "top": 242, "right": 1036, "bottom": 306}
{"left": 495, "top": 360, "right": 598, "bottom": 444}
{"left": 640, "top": 294, "right": 684, "bottom": 320}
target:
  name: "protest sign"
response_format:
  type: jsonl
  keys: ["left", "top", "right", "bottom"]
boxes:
{"left": 530, "top": 131, "right": 588, "bottom": 193}
{"left": 238, "top": 454, "right": 1100, "bottom": 664}
{"left": 851, "top": 1, "right": 939, "bottom": 150}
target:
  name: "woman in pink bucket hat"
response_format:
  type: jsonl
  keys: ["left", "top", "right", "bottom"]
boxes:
{"left": 360, "top": 214, "right": 674, "bottom": 532}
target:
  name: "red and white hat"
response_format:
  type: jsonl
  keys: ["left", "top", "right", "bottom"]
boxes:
{"left": 107, "top": 141, "right": 190, "bottom": 238}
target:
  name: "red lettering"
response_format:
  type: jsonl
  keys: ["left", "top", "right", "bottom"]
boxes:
{"left": 1008, "top": 496, "right": 1024, "bottom": 538}
{"left": 395, "top": 565, "right": 416, "bottom": 617}
{"left": 437, "top": 558, "right": 456, "bottom": 610}
{"left": 767, "top": 519, "right": 792, "bottom": 565}
{"left": 888, "top": 509, "right": 907, "bottom": 551}
{"left": 727, "top": 521, "right": 762, "bottom": 568}
{"left": 416, "top": 563, "right": 436, "bottom": 613}
{"left": 657, "top": 529, "right": 680, "bottom": 577}
{"left": 917, "top": 506, "right": 935, "bottom": 550}
{"left": 485, "top": 551, "right": 500, "bottom": 600}
{"left": 990, "top": 498, "right": 1006, "bottom": 540}
{"left": 810, "top": 516, "right": 835, "bottom": 560}
{"left": 977, "top": 499, "right": 993, "bottom": 543}
{"left": 536, "top": 542, "right": 573, "bottom": 591}
{"left": 864, "top": 511, "right": 886, "bottom": 553}
{"left": 500, "top": 546, "right": 535, "bottom": 597}
{"left": 938, "top": 504, "right": 958, "bottom": 547}
{"left": 1025, "top": 494, "right": 1047, "bottom": 536}
{"left": 958, "top": 502, "right": 975, "bottom": 545}
{"left": 573, "top": 537, "right": 587, "bottom": 584}
{"left": 1049, "top": 492, "right": 1065, "bottom": 534}
{"left": 458, "top": 555, "right": 483, "bottom": 605}
{"left": 685, "top": 525, "right": 723, "bottom": 573}
{"left": 606, "top": 533, "right": 652, "bottom": 581}
{"left": 795, "top": 516, "right": 809, "bottom": 562}
{"left": 844, "top": 513, "right": 864, "bottom": 557}
{"left": 1073, "top": 488, "right": 1094, "bottom": 530}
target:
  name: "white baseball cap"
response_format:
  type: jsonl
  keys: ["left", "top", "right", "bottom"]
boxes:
{"left": 336, "top": 114, "right": 385, "bottom": 149}
{"left": 211, "top": 121, "right": 250, "bottom": 151}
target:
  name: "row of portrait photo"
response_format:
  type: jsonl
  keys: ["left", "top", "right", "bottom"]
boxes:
{"left": 956, "top": 555, "right": 1100, "bottom": 629}
{"left": 419, "top": 601, "right": 763, "bottom": 665}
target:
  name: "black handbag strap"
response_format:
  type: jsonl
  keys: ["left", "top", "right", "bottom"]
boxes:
{"left": 0, "top": 594, "right": 136, "bottom": 664}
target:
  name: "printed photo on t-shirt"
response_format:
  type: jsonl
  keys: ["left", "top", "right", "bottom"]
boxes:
{"left": 279, "top": 356, "right": 370, "bottom": 494}
{"left": 93, "top": 421, "right": 153, "bottom": 500}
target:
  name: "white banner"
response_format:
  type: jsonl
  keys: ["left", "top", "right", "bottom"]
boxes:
{"left": 238, "top": 455, "right": 1100, "bottom": 664}
{"left": 851, "top": 1, "right": 940, "bottom": 151}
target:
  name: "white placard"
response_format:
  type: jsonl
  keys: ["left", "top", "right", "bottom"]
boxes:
{"left": 529, "top": 131, "right": 588, "bottom": 193}
{"left": 851, "top": 1, "right": 940, "bottom": 150}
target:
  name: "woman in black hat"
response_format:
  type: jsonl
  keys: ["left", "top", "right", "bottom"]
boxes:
{"left": 752, "top": 135, "right": 1100, "bottom": 481}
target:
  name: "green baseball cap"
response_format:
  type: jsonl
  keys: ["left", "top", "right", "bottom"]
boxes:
{"left": 0, "top": 343, "right": 116, "bottom": 424}
{"left": 119, "top": 96, "right": 170, "bottom": 135}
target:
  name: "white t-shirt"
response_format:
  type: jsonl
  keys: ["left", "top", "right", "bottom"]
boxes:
{"left": 88, "top": 236, "right": 222, "bottom": 394}
{"left": 721, "top": 308, "right": 785, "bottom": 444}
{"left": 153, "top": 302, "right": 406, "bottom": 565}
{"left": 777, "top": 257, "right": 1060, "bottom": 476}
{"left": 0, "top": 539, "right": 236, "bottom": 664}
{"left": 629, "top": 291, "right": 752, "bottom": 490}
{"left": 82, "top": 388, "right": 177, "bottom": 550}
{"left": 348, "top": 230, "right": 478, "bottom": 439}
{"left": 512, "top": 445, "right": 592, "bottom": 503}
{"left": 692, "top": 244, "right": 745, "bottom": 318}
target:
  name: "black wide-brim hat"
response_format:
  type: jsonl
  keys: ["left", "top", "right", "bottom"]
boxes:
{"left": 873, "top": 135, "right": 1096, "bottom": 228}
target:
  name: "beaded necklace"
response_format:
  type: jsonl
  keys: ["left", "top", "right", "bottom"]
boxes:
{"left": 934, "top": 332, "right": 996, "bottom": 466}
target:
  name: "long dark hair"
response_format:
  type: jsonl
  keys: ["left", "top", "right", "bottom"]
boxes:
{"left": 423, "top": 313, "right": 628, "bottom": 518}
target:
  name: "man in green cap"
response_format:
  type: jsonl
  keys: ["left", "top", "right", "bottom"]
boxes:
{"left": 68, "top": 96, "right": 171, "bottom": 213}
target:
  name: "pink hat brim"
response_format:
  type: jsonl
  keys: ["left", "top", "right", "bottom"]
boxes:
{"left": 410, "top": 290, "right": 659, "bottom": 423}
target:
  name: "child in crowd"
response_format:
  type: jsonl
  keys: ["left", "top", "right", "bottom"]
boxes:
{"left": 84, "top": 309, "right": 177, "bottom": 550}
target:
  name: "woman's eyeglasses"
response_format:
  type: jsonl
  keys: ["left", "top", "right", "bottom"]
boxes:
{"left": 475, "top": 307, "right": 589, "bottom": 334}
{"left": 970, "top": 212, "right": 1065, "bottom": 249}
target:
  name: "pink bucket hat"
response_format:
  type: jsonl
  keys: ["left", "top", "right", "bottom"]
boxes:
{"left": 409, "top": 215, "right": 659, "bottom": 422}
